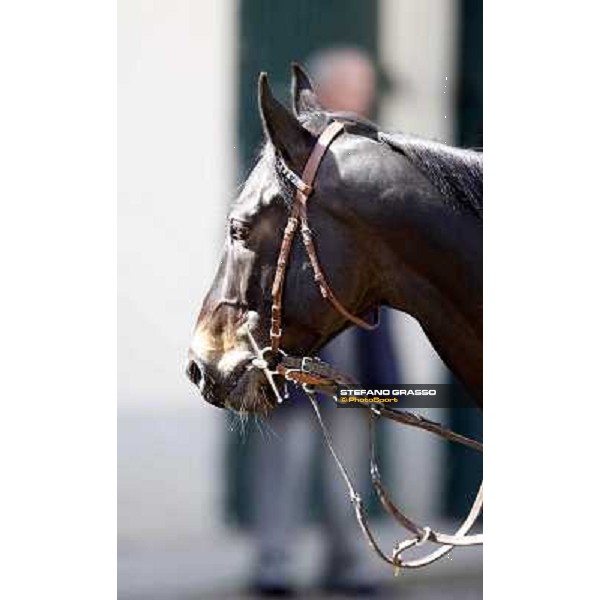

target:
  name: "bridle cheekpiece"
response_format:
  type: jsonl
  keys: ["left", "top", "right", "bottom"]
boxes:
{"left": 269, "top": 120, "right": 376, "bottom": 357}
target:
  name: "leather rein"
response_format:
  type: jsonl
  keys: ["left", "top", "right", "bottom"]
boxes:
{"left": 245, "top": 120, "right": 483, "bottom": 573}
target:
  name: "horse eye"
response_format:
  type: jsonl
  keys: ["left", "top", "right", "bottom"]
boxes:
{"left": 229, "top": 219, "right": 250, "bottom": 241}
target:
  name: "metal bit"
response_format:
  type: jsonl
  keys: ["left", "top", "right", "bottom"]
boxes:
{"left": 245, "top": 325, "right": 284, "bottom": 404}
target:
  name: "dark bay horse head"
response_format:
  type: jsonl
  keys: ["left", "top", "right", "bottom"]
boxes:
{"left": 186, "top": 66, "right": 384, "bottom": 411}
{"left": 187, "top": 65, "right": 483, "bottom": 410}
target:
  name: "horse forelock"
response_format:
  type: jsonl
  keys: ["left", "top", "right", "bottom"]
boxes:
{"left": 231, "top": 144, "right": 294, "bottom": 217}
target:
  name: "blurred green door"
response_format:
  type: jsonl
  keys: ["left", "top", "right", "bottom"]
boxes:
{"left": 228, "top": 0, "right": 380, "bottom": 525}
{"left": 236, "top": 0, "right": 380, "bottom": 176}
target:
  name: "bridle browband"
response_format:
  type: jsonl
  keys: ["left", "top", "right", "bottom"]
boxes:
{"left": 245, "top": 120, "right": 483, "bottom": 573}
{"left": 269, "top": 121, "right": 376, "bottom": 355}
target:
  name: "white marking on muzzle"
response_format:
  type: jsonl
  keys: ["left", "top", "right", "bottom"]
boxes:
{"left": 190, "top": 311, "right": 261, "bottom": 376}
{"left": 217, "top": 348, "right": 254, "bottom": 375}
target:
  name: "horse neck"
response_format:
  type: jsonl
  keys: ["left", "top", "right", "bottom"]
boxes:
{"left": 363, "top": 184, "right": 483, "bottom": 400}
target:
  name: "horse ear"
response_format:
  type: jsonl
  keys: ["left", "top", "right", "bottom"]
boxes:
{"left": 291, "top": 62, "right": 322, "bottom": 116}
{"left": 258, "top": 72, "right": 315, "bottom": 173}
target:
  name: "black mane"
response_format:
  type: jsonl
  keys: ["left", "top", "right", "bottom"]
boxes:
{"left": 378, "top": 132, "right": 483, "bottom": 219}
{"left": 284, "top": 110, "right": 483, "bottom": 219}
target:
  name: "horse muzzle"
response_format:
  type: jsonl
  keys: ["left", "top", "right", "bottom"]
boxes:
{"left": 185, "top": 357, "right": 226, "bottom": 408}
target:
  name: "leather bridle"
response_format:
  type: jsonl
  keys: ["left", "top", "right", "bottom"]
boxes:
{"left": 245, "top": 120, "right": 483, "bottom": 573}
{"left": 269, "top": 121, "right": 376, "bottom": 356}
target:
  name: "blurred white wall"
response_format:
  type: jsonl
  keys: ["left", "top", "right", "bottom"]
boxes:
{"left": 118, "top": 0, "right": 236, "bottom": 547}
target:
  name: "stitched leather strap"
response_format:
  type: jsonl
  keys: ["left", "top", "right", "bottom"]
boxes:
{"left": 270, "top": 121, "right": 376, "bottom": 352}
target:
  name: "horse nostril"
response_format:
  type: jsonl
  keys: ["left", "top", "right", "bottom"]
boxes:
{"left": 186, "top": 360, "right": 204, "bottom": 387}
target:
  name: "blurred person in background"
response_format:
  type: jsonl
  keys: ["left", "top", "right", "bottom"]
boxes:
{"left": 249, "top": 47, "right": 403, "bottom": 597}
